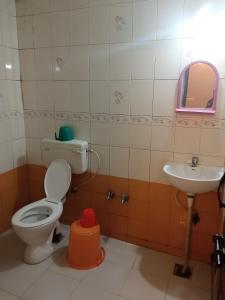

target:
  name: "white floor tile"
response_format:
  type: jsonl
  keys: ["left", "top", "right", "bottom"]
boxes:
{"left": 0, "top": 262, "right": 45, "bottom": 296}
{"left": 134, "top": 248, "right": 175, "bottom": 279}
{"left": 168, "top": 259, "right": 211, "bottom": 292}
{"left": 103, "top": 238, "right": 138, "bottom": 269}
{"left": 0, "top": 227, "right": 212, "bottom": 300}
{"left": 121, "top": 269, "right": 168, "bottom": 300}
{"left": 166, "top": 277, "right": 211, "bottom": 300}
{"left": 48, "top": 247, "right": 88, "bottom": 281}
{"left": 0, "top": 290, "right": 18, "bottom": 300}
{"left": 0, "top": 231, "right": 25, "bottom": 263}
{"left": 191, "top": 261, "right": 211, "bottom": 291}
{"left": 104, "top": 238, "right": 141, "bottom": 255}
{"left": 21, "top": 271, "right": 79, "bottom": 300}
{"left": 83, "top": 261, "right": 130, "bottom": 294}
{"left": 70, "top": 283, "right": 118, "bottom": 300}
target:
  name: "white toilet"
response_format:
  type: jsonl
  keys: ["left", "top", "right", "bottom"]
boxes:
{"left": 11, "top": 138, "right": 89, "bottom": 264}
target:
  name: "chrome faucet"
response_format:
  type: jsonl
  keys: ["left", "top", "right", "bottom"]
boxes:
{"left": 191, "top": 156, "right": 199, "bottom": 168}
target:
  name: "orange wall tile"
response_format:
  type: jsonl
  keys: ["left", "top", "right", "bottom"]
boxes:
{"left": 24, "top": 164, "right": 221, "bottom": 264}
{"left": 0, "top": 165, "right": 29, "bottom": 233}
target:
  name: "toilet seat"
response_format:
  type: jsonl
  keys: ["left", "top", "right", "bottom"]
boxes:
{"left": 45, "top": 159, "right": 71, "bottom": 203}
{"left": 12, "top": 199, "right": 63, "bottom": 229}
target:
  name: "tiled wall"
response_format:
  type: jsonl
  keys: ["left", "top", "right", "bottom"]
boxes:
{"left": 0, "top": 0, "right": 28, "bottom": 233}
{"left": 16, "top": 0, "right": 225, "bottom": 261}
{"left": 17, "top": 0, "right": 225, "bottom": 175}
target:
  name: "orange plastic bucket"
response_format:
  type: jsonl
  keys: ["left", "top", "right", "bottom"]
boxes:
{"left": 68, "top": 220, "right": 105, "bottom": 270}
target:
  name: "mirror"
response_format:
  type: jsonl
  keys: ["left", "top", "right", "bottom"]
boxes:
{"left": 176, "top": 61, "right": 219, "bottom": 114}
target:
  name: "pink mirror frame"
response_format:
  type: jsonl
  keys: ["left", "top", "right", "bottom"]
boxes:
{"left": 176, "top": 61, "right": 219, "bottom": 114}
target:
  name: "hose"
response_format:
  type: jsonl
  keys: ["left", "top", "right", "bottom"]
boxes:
{"left": 72, "top": 149, "right": 101, "bottom": 192}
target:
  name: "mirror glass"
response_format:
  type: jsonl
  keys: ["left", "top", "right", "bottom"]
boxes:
{"left": 176, "top": 61, "right": 219, "bottom": 114}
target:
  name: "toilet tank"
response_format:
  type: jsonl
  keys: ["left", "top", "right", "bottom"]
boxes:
{"left": 42, "top": 139, "right": 88, "bottom": 174}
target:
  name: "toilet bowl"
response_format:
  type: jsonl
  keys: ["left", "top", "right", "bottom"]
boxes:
{"left": 11, "top": 159, "right": 71, "bottom": 264}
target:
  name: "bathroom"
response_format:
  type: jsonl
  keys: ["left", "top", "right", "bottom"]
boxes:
{"left": 1, "top": 0, "right": 225, "bottom": 299}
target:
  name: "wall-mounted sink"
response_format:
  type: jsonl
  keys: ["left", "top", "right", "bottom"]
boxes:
{"left": 163, "top": 162, "right": 224, "bottom": 194}
{"left": 163, "top": 160, "right": 224, "bottom": 278}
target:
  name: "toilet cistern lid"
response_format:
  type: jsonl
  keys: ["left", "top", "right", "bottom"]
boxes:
{"left": 44, "top": 159, "right": 71, "bottom": 203}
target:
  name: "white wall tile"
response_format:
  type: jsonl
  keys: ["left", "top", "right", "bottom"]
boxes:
{"left": 8, "top": 80, "right": 23, "bottom": 110}
{"left": 20, "top": 49, "right": 35, "bottom": 80}
{"left": 70, "top": 0, "right": 89, "bottom": 9}
{"left": 199, "top": 154, "right": 224, "bottom": 167}
{"left": 0, "top": 80, "right": 9, "bottom": 111}
{"left": 36, "top": 81, "right": 54, "bottom": 111}
{"left": 129, "top": 149, "right": 150, "bottom": 181}
{"left": 25, "top": 118, "right": 40, "bottom": 138}
{"left": 26, "top": 138, "right": 42, "bottom": 165}
{"left": 70, "top": 8, "right": 89, "bottom": 45}
{"left": 22, "top": 81, "right": 37, "bottom": 110}
{"left": 0, "top": 141, "right": 13, "bottom": 172}
{"left": 151, "top": 125, "right": 175, "bottom": 152}
{"left": 53, "top": 81, "right": 72, "bottom": 112}
{"left": 52, "top": 0, "right": 70, "bottom": 11}
{"left": 70, "top": 46, "right": 89, "bottom": 80}
{"left": 8, "top": 0, "right": 17, "bottom": 16}
{"left": 6, "top": 49, "right": 20, "bottom": 80}
{"left": 0, "top": 47, "right": 6, "bottom": 79}
{"left": 109, "top": 3, "right": 132, "bottom": 43}
{"left": 216, "top": 79, "right": 225, "bottom": 119}
{"left": 200, "top": 129, "right": 225, "bottom": 157}
{"left": 11, "top": 114, "right": 25, "bottom": 139}
{"left": 91, "top": 121, "right": 110, "bottom": 145}
{"left": 155, "top": 40, "right": 181, "bottom": 80}
{"left": 0, "top": 119, "right": 11, "bottom": 142}
{"left": 33, "top": 14, "right": 52, "bottom": 48}
{"left": 31, "top": 0, "right": 51, "bottom": 14}
{"left": 157, "top": 0, "right": 184, "bottom": 39}
{"left": 90, "top": 81, "right": 110, "bottom": 114}
{"left": 133, "top": 0, "right": 157, "bottom": 42}
{"left": 150, "top": 150, "right": 173, "bottom": 184}
{"left": 90, "top": 144, "right": 109, "bottom": 175}
{"left": 73, "top": 120, "right": 90, "bottom": 142}
{"left": 89, "top": 6, "right": 109, "bottom": 44}
{"left": 5, "top": 15, "right": 18, "bottom": 48}
{"left": 51, "top": 11, "right": 70, "bottom": 47}
{"left": 52, "top": 47, "right": 71, "bottom": 80}
{"left": 130, "top": 80, "right": 153, "bottom": 116}
{"left": 129, "top": 124, "right": 151, "bottom": 150}
{"left": 35, "top": 48, "right": 52, "bottom": 80}
{"left": 110, "top": 146, "right": 129, "bottom": 178}
{"left": 132, "top": 42, "right": 155, "bottom": 80}
{"left": 90, "top": 45, "right": 109, "bottom": 80}
{"left": 38, "top": 118, "right": 55, "bottom": 139}
{"left": 71, "top": 81, "right": 89, "bottom": 112}
{"left": 110, "top": 123, "right": 130, "bottom": 147}
{"left": 174, "top": 127, "right": 201, "bottom": 154}
{"left": 16, "top": 0, "right": 32, "bottom": 16}
{"left": 110, "top": 81, "right": 130, "bottom": 115}
{"left": 17, "top": 16, "right": 33, "bottom": 49}
{"left": 12, "top": 138, "right": 27, "bottom": 167}
{"left": 110, "top": 43, "right": 132, "bottom": 80}
{"left": 14, "top": 0, "right": 225, "bottom": 185}
{"left": 0, "top": 2, "right": 26, "bottom": 173}
{"left": 153, "top": 80, "right": 177, "bottom": 117}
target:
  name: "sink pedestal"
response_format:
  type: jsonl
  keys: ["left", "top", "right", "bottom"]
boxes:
{"left": 174, "top": 193, "right": 195, "bottom": 278}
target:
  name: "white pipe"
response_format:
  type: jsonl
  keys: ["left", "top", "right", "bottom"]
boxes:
{"left": 182, "top": 193, "right": 195, "bottom": 273}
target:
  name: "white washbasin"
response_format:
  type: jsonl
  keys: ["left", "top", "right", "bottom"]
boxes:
{"left": 163, "top": 162, "right": 224, "bottom": 194}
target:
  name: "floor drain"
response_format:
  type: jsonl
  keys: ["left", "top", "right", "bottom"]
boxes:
{"left": 173, "top": 263, "right": 192, "bottom": 279}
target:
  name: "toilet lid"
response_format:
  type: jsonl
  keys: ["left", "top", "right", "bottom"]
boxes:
{"left": 44, "top": 159, "right": 71, "bottom": 203}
